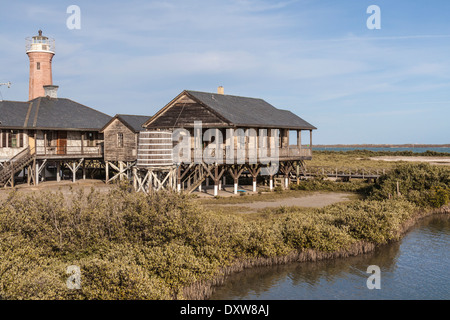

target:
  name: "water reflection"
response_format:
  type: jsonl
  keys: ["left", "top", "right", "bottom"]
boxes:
{"left": 210, "top": 216, "right": 449, "bottom": 300}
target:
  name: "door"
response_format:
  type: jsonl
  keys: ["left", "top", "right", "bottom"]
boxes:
{"left": 57, "top": 131, "right": 67, "bottom": 155}
{"left": 28, "top": 135, "right": 35, "bottom": 154}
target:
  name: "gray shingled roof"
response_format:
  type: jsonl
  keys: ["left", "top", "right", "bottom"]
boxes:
{"left": 117, "top": 114, "right": 151, "bottom": 132}
{"left": 186, "top": 90, "right": 317, "bottom": 130}
{"left": 0, "top": 100, "right": 30, "bottom": 127}
{"left": 0, "top": 97, "right": 111, "bottom": 130}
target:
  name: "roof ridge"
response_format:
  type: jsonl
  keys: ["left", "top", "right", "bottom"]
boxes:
{"left": 117, "top": 114, "right": 151, "bottom": 117}
{"left": 186, "top": 90, "right": 266, "bottom": 101}
{"left": 0, "top": 99, "right": 31, "bottom": 104}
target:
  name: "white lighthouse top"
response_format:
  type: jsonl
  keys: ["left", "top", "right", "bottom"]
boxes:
{"left": 26, "top": 30, "right": 55, "bottom": 54}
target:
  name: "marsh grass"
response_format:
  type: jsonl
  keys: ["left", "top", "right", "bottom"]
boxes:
{"left": 0, "top": 163, "right": 448, "bottom": 300}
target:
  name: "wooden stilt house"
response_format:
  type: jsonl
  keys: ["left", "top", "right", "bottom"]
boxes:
{"left": 100, "top": 114, "right": 151, "bottom": 183}
{"left": 0, "top": 94, "right": 111, "bottom": 187}
{"left": 135, "top": 88, "right": 317, "bottom": 194}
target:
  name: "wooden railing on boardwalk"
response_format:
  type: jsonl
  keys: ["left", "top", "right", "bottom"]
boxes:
{"left": 300, "top": 166, "right": 388, "bottom": 180}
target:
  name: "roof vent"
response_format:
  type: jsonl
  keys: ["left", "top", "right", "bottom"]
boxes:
{"left": 43, "top": 85, "right": 58, "bottom": 98}
{"left": 217, "top": 86, "right": 224, "bottom": 95}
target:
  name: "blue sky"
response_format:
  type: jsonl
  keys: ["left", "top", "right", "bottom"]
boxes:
{"left": 1, "top": 0, "right": 449, "bottom": 144}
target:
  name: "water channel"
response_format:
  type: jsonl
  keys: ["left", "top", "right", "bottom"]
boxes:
{"left": 210, "top": 215, "right": 450, "bottom": 300}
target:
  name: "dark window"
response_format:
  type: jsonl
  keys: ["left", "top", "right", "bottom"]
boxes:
{"left": 7, "top": 131, "right": 23, "bottom": 148}
{"left": 87, "top": 132, "right": 96, "bottom": 147}
{"left": 37, "top": 62, "right": 40, "bottom": 70}
{"left": 117, "top": 133, "right": 124, "bottom": 148}
{"left": 46, "top": 131, "right": 53, "bottom": 147}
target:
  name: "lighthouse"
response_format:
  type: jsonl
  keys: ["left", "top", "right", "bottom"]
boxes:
{"left": 26, "top": 30, "right": 55, "bottom": 101}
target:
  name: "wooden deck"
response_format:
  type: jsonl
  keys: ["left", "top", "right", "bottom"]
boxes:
{"left": 300, "top": 166, "right": 388, "bottom": 179}
{"left": 35, "top": 146, "right": 103, "bottom": 160}
{"left": 184, "top": 147, "right": 312, "bottom": 164}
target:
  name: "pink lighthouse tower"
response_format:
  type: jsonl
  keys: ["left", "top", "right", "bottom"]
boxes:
{"left": 26, "top": 30, "right": 55, "bottom": 100}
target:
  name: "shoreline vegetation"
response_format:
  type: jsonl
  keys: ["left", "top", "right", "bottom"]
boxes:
{"left": 0, "top": 159, "right": 449, "bottom": 299}
{"left": 314, "top": 144, "right": 450, "bottom": 148}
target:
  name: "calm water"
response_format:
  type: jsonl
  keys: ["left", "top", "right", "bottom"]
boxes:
{"left": 210, "top": 215, "right": 450, "bottom": 300}
{"left": 313, "top": 147, "right": 450, "bottom": 153}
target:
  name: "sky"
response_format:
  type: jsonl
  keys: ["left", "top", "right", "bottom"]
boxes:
{"left": 0, "top": 0, "right": 449, "bottom": 144}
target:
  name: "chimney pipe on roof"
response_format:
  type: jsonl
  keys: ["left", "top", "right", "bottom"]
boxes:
{"left": 43, "top": 85, "right": 58, "bottom": 98}
{"left": 217, "top": 86, "right": 224, "bottom": 95}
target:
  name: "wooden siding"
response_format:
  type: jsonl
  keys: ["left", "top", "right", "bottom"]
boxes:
{"left": 103, "top": 118, "right": 138, "bottom": 162}
{"left": 146, "top": 103, "right": 229, "bottom": 128}
{"left": 35, "top": 130, "right": 103, "bottom": 159}
{"left": 0, "top": 130, "right": 29, "bottom": 161}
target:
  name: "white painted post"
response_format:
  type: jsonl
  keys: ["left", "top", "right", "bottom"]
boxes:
{"left": 105, "top": 161, "right": 109, "bottom": 184}
{"left": 72, "top": 162, "right": 76, "bottom": 183}
{"left": 42, "top": 162, "right": 46, "bottom": 182}
{"left": 285, "top": 177, "right": 289, "bottom": 189}
{"left": 57, "top": 162, "right": 61, "bottom": 182}
{"left": 82, "top": 160, "right": 86, "bottom": 180}
{"left": 214, "top": 183, "right": 218, "bottom": 196}
{"left": 270, "top": 176, "right": 273, "bottom": 191}
{"left": 35, "top": 162, "right": 39, "bottom": 186}
{"left": 253, "top": 178, "right": 257, "bottom": 192}
{"left": 234, "top": 181, "right": 238, "bottom": 194}
{"left": 198, "top": 183, "right": 202, "bottom": 192}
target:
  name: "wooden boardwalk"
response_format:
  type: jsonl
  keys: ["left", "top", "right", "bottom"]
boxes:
{"left": 299, "top": 166, "right": 388, "bottom": 180}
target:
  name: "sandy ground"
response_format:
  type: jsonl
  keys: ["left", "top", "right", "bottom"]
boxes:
{"left": 369, "top": 156, "right": 450, "bottom": 166}
{"left": 216, "top": 192, "right": 353, "bottom": 212}
{"left": 1, "top": 180, "right": 352, "bottom": 210}
{"left": 0, "top": 179, "right": 112, "bottom": 201}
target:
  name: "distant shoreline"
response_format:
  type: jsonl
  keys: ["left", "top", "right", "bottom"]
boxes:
{"left": 314, "top": 144, "right": 450, "bottom": 148}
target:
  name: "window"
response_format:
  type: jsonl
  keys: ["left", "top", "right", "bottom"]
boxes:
{"left": 86, "top": 132, "right": 96, "bottom": 147}
{"left": 37, "top": 62, "right": 40, "bottom": 70}
{"left": 46, "top": 131, "right": 54, "bottom": 147}
{"left": 117, "top": 133, "right": 124, "bottom": 148}
{"left": 5, "top": 131, "right": 23, "bottom": 148}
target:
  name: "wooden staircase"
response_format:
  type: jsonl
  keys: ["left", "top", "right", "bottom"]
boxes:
{"left": 0, "top": 147, "right": 35, "bottom": 187}
{"left": 182, "top": 164, "right": 213, "bottom": 194}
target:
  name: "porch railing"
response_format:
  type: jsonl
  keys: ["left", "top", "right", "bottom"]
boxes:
{"left": 36, "top": 145, "right": 103, "bottom": 156}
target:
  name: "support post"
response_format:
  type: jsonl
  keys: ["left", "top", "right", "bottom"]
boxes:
{"left": 119, "top": 161, "right": 124, "bottom": 181}
{"left": 133, "top": 167, "right": 137, "bottom": 190}
{"left": 177, "top": 166, "right": 181, "bottom": 192}
{"left": 57, "top": 162, "right": 61, "bottom": 182}
{"left": 35, "top": 161, "right": 39, "bottom": 186}
{"left": 105, "top": 161, "right": 109, "bottom": 183}
{"left": 214, "top": 165, "right": 219, "bottom": 196}
{"left": 10, "top": 162, "right": 14, "bottom": 188}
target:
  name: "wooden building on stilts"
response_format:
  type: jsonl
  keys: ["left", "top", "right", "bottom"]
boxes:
{"left": 135, "top": 87, "right": 317, "bottom": 195}
{"left": 1, "top": 31, "right": 318, "bottom": 193}
{"left": 0, "top": 92, "right": 111, "bottom": 187}
{"left": 100, "top": 114, "right": 151, "bottom": 183}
